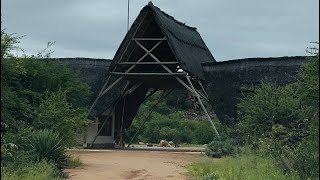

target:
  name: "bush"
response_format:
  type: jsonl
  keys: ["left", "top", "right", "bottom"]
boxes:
{"left": 188, "top": 147, "right": 300, "bottom": 180}
{"left": 1, "top": 160, "right": 60, "bottom": 180}
{"left": 201, "top": 172, "right": 220, "bottom": 180}
{"left": 205, "top": 140, "right": 234, "bottom": 158}
{"left": 237, "top": 81, "right": 301, "bottom": 144}
{"left": 26, "top": 129, "right": 67, "bottom": 171}
{"left": 65, "top": 155, "right": 82, "bottom": 169}
{"left": 34, "top": 90, "right": 90, "bottom": 146}
{"left": 236, "top": 54, "right": 319, "bottom": 178}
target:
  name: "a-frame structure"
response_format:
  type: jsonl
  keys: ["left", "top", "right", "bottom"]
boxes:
{"left": 87, "top": 2, "right": 219, "bottom": 148}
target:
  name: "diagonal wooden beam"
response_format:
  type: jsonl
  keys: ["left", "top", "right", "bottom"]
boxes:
{"left": 135, "top": 40, "right": 209, "bottom": 101}
{"left": 99, "top": 40, "right": 164, "bottom": 98}
{"left": 186, "top": 75, "right": 220, "bottom": 138}
{"left": 117, "top": 10, "right": 150, "bottom": 64}
{"left": 116, "top": 62, "right": 178, "bottom": 65}
{"left": 110, "top": 72, "right": 186, "bottom": 76}
{"left": 131, "top": 38, "right": 166, "bottom": 41}
{"left": 88, "top": 74, "right": 112, "bottom": 114}
{"left": 197, "top": 79, "right": 209, "bottom": 98}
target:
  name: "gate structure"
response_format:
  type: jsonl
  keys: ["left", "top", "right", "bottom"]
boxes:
{"left": 86, "top": 2, "right": 219, "bottom": 148}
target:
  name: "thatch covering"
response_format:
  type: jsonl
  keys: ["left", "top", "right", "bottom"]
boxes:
{"left": 91, "top": 2, "right": 216, "bottom": 130}
{"left": 110, "top": 2, "right": 216, "bottom": 80}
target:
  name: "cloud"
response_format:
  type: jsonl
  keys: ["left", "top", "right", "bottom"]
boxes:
{"left": 1, "top": 0, "right": 319, "bottom": 61}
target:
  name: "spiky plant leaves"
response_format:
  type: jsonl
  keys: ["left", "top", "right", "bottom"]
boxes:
{"left": 27, "top": 129, "right": 67, "bottom": 170}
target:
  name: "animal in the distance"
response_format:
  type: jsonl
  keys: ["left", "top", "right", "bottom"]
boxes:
{"left": 159, "top": 140, "right": 170, "bottom": 147}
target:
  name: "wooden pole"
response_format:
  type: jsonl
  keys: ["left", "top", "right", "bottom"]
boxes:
{"left": 186, "top": 75, "right": 220, "bottom": 138}
{"left": 117, "top": 61, "right": 178, "bottom": 65}
{"left": 88, "top": 74, "right": 111, "bottom": 114}
{"left": 134, "top": 40, "right": 209, "bottom": 101}
{"left": 197, "top": 79, "right": 209, "bottom": 98}
{"left": 90, "top": 117, "right": 110, "bottom": 147}
{"left": 100, "top": 76, "right": 124, "bottom": 97}
{"left": 110, "top": 72, "right": 186, "bottom": 76}
{"left": 89, "top": 39, "right": 164, "bottom": 114}
{"left": 120, "top": 97, "right": 126, "bottom": 148}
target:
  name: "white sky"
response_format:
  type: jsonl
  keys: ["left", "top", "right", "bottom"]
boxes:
{"left": 1, "top": 0, "right": 319, "bottom": 61}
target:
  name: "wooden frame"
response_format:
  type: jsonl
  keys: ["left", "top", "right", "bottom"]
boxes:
{"left": 89, "top": 36, "right": 220, "bottom": 146}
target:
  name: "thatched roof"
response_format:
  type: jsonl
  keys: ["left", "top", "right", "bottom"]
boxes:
{"left": 91, "top": 2, "right": 216, "bottom": 130}
{"left": 110, "top": 2, "right": 216, "bottom": 80}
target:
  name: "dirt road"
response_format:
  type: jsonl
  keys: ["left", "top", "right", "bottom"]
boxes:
{"left": 66, "top": 150, "right": 202, "bottom": 180}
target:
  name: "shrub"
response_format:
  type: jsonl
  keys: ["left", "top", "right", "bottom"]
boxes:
{"left": 236, "top": 54, "right": 319, "bottom": 178}
{"left": 26, "top": 129, "right": 67, "bottom": 170}
{"left": 201, "top": 172, "right": 220, "bottom": 180}
{"left": 205, "top": 140, "right": 233, "bottom": 158}
{"left": 34, "top": 90, "right": 90, "bottom": 146}
{"left": 188, "top": 148, "right": 300, "bottom": 180}
{"left": 65, "top": 155, "right": 82, "bottom": 168}
{"left": 237, "top": 81, "right": 301, "bottom": 144}
{"left": 1, "top": 160, "right": 59, "bottom": 180}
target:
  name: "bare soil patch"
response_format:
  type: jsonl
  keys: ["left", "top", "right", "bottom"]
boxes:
{"left": 65, "top": 150, "right": 202, "bottom": 180}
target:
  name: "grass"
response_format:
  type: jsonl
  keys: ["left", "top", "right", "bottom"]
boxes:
{"left": 187, "top": 148, "right": 300, "bottom": 180}
{"left": 65, "top": 155, "right": 82, "bottom": 169}
{"left": 1, "top": 160, "right": 61, "bottom": 180}
{"left": 179, "top": 143, "right": 206, "bottom": 148}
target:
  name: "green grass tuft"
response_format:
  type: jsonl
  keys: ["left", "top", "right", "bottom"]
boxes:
{"left": 65, "top": 155, "right": 82, "bottom": 168}
{"left": 1, "top": 160, "right": 60, "bottom": 180}
{"left": 187, "top": 148, "right": 300, "bottom": 180}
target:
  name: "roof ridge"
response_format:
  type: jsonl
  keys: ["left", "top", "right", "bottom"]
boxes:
{"left": 147, "top": 3, "right": 197, "bottom": 31}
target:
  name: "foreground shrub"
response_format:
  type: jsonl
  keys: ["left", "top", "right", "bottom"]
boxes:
{"left": 27, "top": 129, "right": 67, "bottom": 170}
{"left": 35, "top": 90, "right": 90, "bottom": 146}
{"left": 65, "top": 155, "right": 82, "bottom": 169}
{"left": 188, "top": 148, "right": 299, "bottom": 180}
{"left": 236, "top": 54, "right": 319, "bottom": 179}
{"left": 201, "top": 172, "right": 220, "bottom": 180}
{"left": 1, "top": 160, "right": 59, "bottom": 180}
{"left": 205, "top": 140, "right": 234, "bottom": 158}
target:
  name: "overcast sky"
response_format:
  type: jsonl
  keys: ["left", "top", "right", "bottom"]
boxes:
{"left": 1, "top": 0, "right": 319, "bottom": 61}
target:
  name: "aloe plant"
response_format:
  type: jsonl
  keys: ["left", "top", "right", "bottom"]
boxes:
{"left": 27, "top": 129, "right": 67, "bottom": 170}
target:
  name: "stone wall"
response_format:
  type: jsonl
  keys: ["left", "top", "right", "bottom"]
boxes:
{"left": 49, "top": 58, "right": 112, "bottom": 103}
{"left": 202, "top": 56, "right": 308, "bottom": 126}
{"left": 49, "top": 56, "right": 309, "bottom": 127}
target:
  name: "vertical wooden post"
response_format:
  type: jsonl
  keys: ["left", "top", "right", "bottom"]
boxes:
{"left": 120, "top": 97, "right": 126, "bottom": 148}
{"left": 111, "top": 107, "right": 115, "bottom": 143}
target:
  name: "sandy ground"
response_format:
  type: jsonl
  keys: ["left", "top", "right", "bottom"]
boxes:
{"left": 65, "top": 150, "right": 203, "bottom": 180}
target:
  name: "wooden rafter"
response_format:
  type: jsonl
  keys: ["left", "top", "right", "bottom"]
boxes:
{"left": 134, "top": 40, "right": 209, "bottom": 101}
{"left": 116, "top": 61, "right": 178, "bottom": 65}
{"left": 110, "top": 72, "right": 186, "bottom": 76}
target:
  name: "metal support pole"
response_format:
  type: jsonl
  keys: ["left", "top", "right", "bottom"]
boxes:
{"left": 186, "top": 75, "right": 220, "bottom": 138}
{"left": 127, "top": 0, "right": 130, "bottom": 32}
